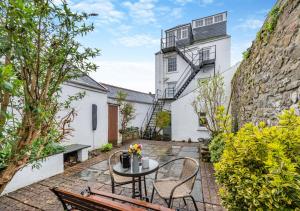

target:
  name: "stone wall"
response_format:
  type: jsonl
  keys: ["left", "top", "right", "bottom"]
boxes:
{"left": 231, "top": 0, "right": 300, "bottom": 129}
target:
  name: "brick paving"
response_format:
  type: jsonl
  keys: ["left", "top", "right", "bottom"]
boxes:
{"left": 0, "top": 140, "right": 224, "bottom": 211}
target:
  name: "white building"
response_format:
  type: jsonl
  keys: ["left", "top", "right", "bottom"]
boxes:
{"left": 143, "top": 12, "right": 239, "bottom": 142}
{"left": 59, "top": 75, "right": 109, "bottom": 150}
{"left": 102, "top": 83, "right": 154, "bottom": 145}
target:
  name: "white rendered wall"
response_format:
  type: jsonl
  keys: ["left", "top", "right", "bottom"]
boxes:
{"left": 171, "top": 91, "right": 210, "bottom": 142}
{"left": 171, "top": 63, "right": 239, "bottom": 142}
{"left": 59, "top": 84, "right": 108, "bottom": 150}
{"left": 2, "top": 153, "right": 64, "bottom": 195}
{"left": 127, "top": 102, "right": 152, "bottom": 129}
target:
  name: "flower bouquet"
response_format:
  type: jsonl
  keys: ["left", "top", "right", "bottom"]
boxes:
{"left": 128, "top": 144, "right": 142, "bottom": 157}
{"left": 128, "top": 144, "right": 142, "bottom": 172}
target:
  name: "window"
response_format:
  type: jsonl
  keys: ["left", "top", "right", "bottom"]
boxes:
{"left": 166, "top": 31, "right": 175, "bottom": 47}
{"left": 167, "top": 82, "right": 176, "bottom": 98}
{"left": 205, "top": 17, "right": 213, "bottom": 26}
{"left": 177, "top": 27, "right": 188, "bottom": 40}
{"left": 195, "top": 19, "right": 204, "bottom": 28}
{"left": 198, "top": 112, "right": 208, "bottom": 127}
{"left": 214, "top": 14, "right": 223, "bottom": 23}
{"left": 181, "top": 28, "right": 188, "bottom": 39}
{"left": 167, "top": 57, "right": 177, "bottom": 72}
{"left": 202, "top": 49, "right": 210, "bottom": 61}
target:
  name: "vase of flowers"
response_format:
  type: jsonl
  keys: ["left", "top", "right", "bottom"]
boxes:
{"left": 128, "top": 144, "right": 142, "bottom": 172}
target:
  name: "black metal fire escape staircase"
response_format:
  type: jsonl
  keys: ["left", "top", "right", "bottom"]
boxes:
{"left": 141, "top": 36, "right": 215, "bottom": 139}
{"left": 141, "top": 90, "right": 167, "bottom": 139}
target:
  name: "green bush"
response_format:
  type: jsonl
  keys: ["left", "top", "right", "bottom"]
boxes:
{"left": 214, "top": 108, "right": 300, "bottom": 210}
{"left": 209, "top": 134, "right": 225, "bottom": 163}
{"left": 100, "top": 143, "right": 113, "bottom": 152}
{"left": 208, "top": 106, "right": 231, "bottom": 163}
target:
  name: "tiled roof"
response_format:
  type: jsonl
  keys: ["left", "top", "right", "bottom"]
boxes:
{"left": 101, "top": 83, "right": 154, "bottom": 104}
{"left": 68, "top": 75, "right": 107, "bottom": 92}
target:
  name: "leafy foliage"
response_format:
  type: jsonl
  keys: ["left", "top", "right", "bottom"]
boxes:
{"left": 242, "top": 49, "right": 250, "bottom": 59}
{"left": 209, "top": 134, "right": 224, "bottom": 163}
{"left": 0, "top": 0, "right": 99, "bottom": 193}
{"left": 155, "top": 111, "right": 171, "bottom": 134}
{"left": 100, "top": 143, "right": 113, "bottom": 152}
{"left": 265, "top": 6, "right": 280, "bottom": 33}
{"left": 214, "top": 108, "right": 300, "bottom": 210}
{"left": 116, "top": 91, "right": 136, "bottom": 135}
{"left": 209, "top": 106, "right": 232, "bottom": 163}
{"left": 192, "top": 74, "right": 225, "bottom": 136}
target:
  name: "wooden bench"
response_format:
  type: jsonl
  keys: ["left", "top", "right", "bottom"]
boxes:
{"left": 64, "top": 144, "right": 90, "bottom": 162}
{"left": 51, "top": 187, "right": 174, "bottom": 211}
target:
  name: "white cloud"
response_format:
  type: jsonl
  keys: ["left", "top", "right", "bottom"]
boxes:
{"left": 170, "top": 8, "right": 183, "bottom": 19}
{"left": 115, "top": 34, "right": 159, "bottom": 47}
{"left": 123, "top": 0, "right": 157, "bottom": 24}
{"left": 90, "top": 60, "right": 155, "bottom": 93}
{"left": 200, "top": 0, "right": 214, "bottom": 5}
{"left": 70, "top": 0, "right": 124, "bottom": 24}
{"left": 175, "top": 0, "right": 193, "bottom": 5}
{"left": 236, "top": 18, "right": 264, "bottom": 30}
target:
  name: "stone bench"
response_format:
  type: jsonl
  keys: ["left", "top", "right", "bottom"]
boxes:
{"left": 64, "top": 144, "right": 90, "bottom": 162}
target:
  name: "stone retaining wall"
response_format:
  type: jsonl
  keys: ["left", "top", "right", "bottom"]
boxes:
{"left": 231, "top": 0, "right": 300, "bottom": 129}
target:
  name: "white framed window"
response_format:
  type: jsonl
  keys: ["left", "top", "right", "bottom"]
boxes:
{"left": 198, "top": 112, "right": 208, "bottom": 127}
{"left": 202, "top": 49, "right": 210, "bottom": 61}
{"left": 167, "top": 82, "right": 176, "bottom": 98}
{"left": 167, "top": 57, "right": 177, "bottom": 72}
{"left": 195, "top": 19, "right": 204, "bottom": 28}
{"left": 177, "top": 27, "right": 188, "bottom": 40}
{"left": 205, "top": 17, "right": 213, "bottom": 26}
{"left": 181, "top": 28, "right": 188, "bottom": 39}
{"left": 214, "top": 14, "right": 223, "bottom": 23}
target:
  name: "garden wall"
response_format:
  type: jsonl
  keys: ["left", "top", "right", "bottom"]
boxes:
{"left": 231, "top": 0, "right": 300, "bottom": 129}
{"left": 1, "top": 153, "right": 64, "bottom": 195}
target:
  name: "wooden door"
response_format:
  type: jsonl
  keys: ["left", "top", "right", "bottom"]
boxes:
{"left": 108, "top": 104, "right": 118, "bottom": 145}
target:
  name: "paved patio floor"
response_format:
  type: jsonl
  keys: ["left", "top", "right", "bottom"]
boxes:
{"left": 0, "top": 140, "right": 224, "bottom": 211}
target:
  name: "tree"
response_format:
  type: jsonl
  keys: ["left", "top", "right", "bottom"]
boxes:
{"left": 192, "top": 74, "right": 225, "bottom": 137}
{"left": 0, "top": 0, "right": 99, "bottom": 194}
{"left": 116, "top": 91, "right": 135, "bottom": 136}
{"left": 155, "top": 111, "right": 171, "bottom": 134}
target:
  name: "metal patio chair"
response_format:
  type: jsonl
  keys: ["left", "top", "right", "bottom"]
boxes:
{"left": 108, "top": 150, "right": 147, "bottom": 197}
{"left": 150, "top": 157, "right": 199, "bottom": 211}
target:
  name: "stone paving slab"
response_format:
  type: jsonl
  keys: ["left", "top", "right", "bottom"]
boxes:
{"left": 0, "top": 140, "right": 224, "bottom": 211}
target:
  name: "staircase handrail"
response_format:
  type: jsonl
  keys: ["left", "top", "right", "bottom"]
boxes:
{"left": 174, "top": 64, "right": 192, "bottom": 94}
{"left": 161, "top": 35, "right": 176, "bottom": 49}
{"left": 173, "top": 45, "right": 216, "bottom": 98}
{"left": 140, "top": 89, "right": 166, "bottom": 132}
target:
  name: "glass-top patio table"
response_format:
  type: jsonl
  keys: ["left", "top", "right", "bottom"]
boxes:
{"left": 113, "top": 159, "right": 159, "bottom": 199}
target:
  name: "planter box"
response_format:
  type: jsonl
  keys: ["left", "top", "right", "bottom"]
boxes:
{"left": 2, "top": 153, "right": 64, "bottom": 195}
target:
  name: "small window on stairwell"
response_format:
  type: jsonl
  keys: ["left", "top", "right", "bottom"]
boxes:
{"left": 167, "top": 57, "right": 177, "bottom": 72}
{"left": 167, "top": 82, "right": 176, "bottom": 98}
{"left": 198, "top": 112, "right": 208, "bottom": 127}
{"left": 202, "top": 49, "right": 210, "bottom": 61}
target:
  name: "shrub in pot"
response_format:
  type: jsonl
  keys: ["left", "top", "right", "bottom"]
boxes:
{"left": 214, "top": 108, "right": 300, "bottom": 210}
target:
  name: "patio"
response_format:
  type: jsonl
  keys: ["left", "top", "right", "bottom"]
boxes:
{"left": 0, "top": 140, "right": 223, "bottom": 211}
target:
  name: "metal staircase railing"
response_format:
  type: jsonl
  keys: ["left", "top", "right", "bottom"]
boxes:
{"left": 140, "top": 89, "right": 167, "bottom": 139}
{"left": 161, "top": 33, "right": 216, "bottom": 98}
{"left": 173, "top": 45, "right": 216, "bottom": 98}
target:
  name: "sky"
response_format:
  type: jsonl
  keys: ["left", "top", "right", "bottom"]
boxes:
{"left": 67, "top": 0, "right": 276, "bottom": 93}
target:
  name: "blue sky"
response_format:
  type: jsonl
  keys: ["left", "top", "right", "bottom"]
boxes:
{"left": 68, "top": 0, "right": 276, "bottom": 92}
